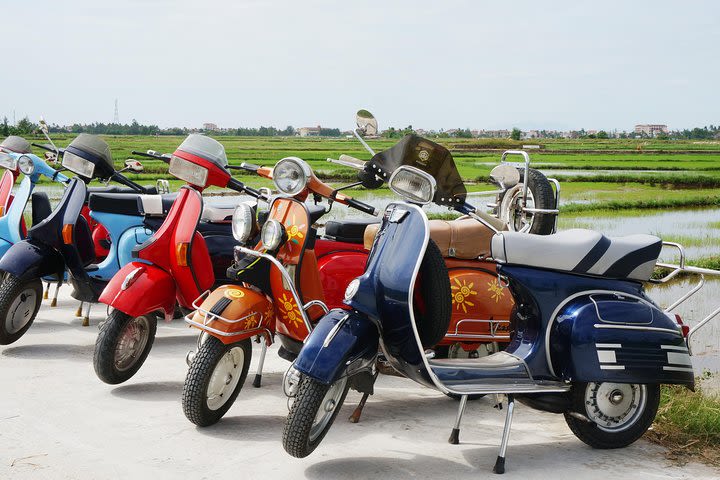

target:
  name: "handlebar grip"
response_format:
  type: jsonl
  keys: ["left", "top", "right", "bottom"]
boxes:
{"left": 346, "top": 198, "right": 377, "bottom": 216}
{"left": 239, "top": 162, "right": 261, "bottom": 172}
{"left": 339, "top": 154, "right": 364, "bottom": 165}
{"left": 131, "top": 150, "right": 170, "bottom": 162}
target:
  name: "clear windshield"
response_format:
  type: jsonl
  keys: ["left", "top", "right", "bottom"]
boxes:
{"left": 367, "top": 134, "right": 466, "bottom": 206}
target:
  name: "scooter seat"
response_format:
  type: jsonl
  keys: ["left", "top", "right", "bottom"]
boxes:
{"left": 86, "top": 185, "right": 157, "bottom": 199}
{"left": 31, "top": 192, "right": 52, "bottom": 227}
{"left": 325, "top": 218, "right": 380, "bottom": 244}
{"left": 88, "top": 193, "right": 145, "bottom": 216}
{"left": 491, "top": 228, "right": 662, "bottom": 281}
{"left": 308, "top": 203, "right": 326, "bottom": 225}
{"left": 200, "top": 204, "right": 235, "bottom": 223}
{"left": 363, "top": 212, "right": 506, "bottom": 258}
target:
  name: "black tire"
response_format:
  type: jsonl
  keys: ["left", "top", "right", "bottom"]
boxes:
{"left": 415, "top": 240, "right": 452, "bottom": 348}
{"left": 500, "top": 167, "right": 555, "bottom": 235}
{"left": 93, "top": 310, "right": 157, "bottom": 384}
{"left": 0, "top": 274, "right": 43, "bottom": 345}
{"left": 564, "top": 382, "right": 660, "bottom": 449}
{"left": 182, "top": 337, "right": 252, "bottom": 427}
{"left": 283, "top": 375, "right": 350, "bottom": 458}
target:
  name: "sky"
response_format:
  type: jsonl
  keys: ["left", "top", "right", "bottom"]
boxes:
{"left": 1, "top": 0, "right": 718, "bottom": 132}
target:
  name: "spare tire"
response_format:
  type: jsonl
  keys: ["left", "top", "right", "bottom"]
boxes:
{"left": 413, "top": 240, "right": 451, "bottom": 348}
{"left": 499, "top": 167, "right": 555, "bottom": 235}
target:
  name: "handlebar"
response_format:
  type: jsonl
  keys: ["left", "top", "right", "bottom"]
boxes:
{"left": 131, "top": 150, "right": 171, "bottom": 163}
{"left": 345, "top": 197, "right": 377, "bottom": 216}
{"left": 237, "top": 162, "right": 261, "bottom": 172}
{"left": 32, "top": 143, "right": 64, "bottom": 155}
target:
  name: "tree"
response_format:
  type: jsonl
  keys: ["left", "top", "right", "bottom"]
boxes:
{"left": 510, "top": 128, "right": 522, "bottom": 141}
{"left": 0, "top": 117, "right": 8, "bottom": 137}
{"left": 596, "top": 130, "right": 609, "bottom": 139}
{"left": 15, "top": 117, "right": 36, "bottom": 135}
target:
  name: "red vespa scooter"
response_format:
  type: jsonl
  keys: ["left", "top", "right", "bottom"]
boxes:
{"left": 94, "top": 134, "right": 264, "bottom": 384}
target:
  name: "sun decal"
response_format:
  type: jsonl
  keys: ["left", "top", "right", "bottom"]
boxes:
{"left": 277, "top": 293, "right": 302, "bottom": 327}
{"left": 285, "top": 215, "right": 306, "bottom": 245}
{"left": 241, "top": 312, "right": 260, "bottom": 330}
{"left": 487, "top": 280, "right": 505, "bottom": 303}
{"left": 451, "top": 278, "right": 477, "bottom": 313}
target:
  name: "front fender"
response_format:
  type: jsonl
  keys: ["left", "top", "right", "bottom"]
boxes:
{"left": 0, "top": 239, "right": 64, "bottom": 281}
{"left": 294, "top": 309, "right": 378, "bottom": 385}
{"left": 99, "top": 262, "right": 176, "bottom": 320}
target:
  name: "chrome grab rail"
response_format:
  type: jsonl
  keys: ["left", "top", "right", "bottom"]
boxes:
{"left": 650, "top": 241, "right": 720, "bottom": 351}
{"left": 445, "top": 318, "right": 511, "bottom": 341}
{"left": 184, "top": 313, "right": 268, "bottom": 337}
{"left": 500, "top": 150, "right": 531, "bottom": 206}
{"left": 235, "top": 246, "right": 314, "bottom": 334}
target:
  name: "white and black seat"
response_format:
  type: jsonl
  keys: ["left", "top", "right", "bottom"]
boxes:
{"left": 491, "top": 228, "right": 662, "bottom": 281}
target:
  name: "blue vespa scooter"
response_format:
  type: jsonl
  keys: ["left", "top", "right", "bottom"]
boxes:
{"left": 0, "top": 136, "right": 70, "bottom": 259}
{"left": 283, "top": 136, "right": 720, "bottom": 473}
{"left": 0, "top": 133, "right": 163, "bottom": 345}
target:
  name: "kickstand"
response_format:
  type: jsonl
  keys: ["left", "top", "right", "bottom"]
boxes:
{"left": 493, "top": 394, "right": 515, "bottom": 475}
{"left": 75, "top": 301, "right": 84, "bottom": 318}
{"left": 43, "top": 282, "right": 50, "bottom": 300}
{"left": 349, "top": 370, "right": 379, "bottom": 423}
{"left": 50, "top": 281, "right": 61, "bottom": 307}
{"left": 82, "top": 303, "right": 92, "bottom": 327}
{"left": 448, "top": 394, "right": 468, "bottom": 444}
{"left": 252, "top": 336, "right": 267, "bottom": 388}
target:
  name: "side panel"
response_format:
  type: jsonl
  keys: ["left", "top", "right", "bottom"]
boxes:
{"left": 317, "top": 250, "right": 367, "bottom": 311}
{"left": 293, "top": 309, "right": 379, "bottom": 385}
{"left": 98, "top": 262, "right": 176, "bottom": 318}
{"left": 0, "top": 170, "right": 14, "bottom": 214}
{"left": 89, "top": 211, "right": 147, "bottom": 277}
{"left": 0, "top": 177, "right": 32, "bottom": 244}
{"left": 551, "top": 293, "right": 693, "bottom": 386}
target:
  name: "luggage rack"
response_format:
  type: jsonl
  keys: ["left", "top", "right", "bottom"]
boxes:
{"left": 445, "top": 318, "right": 511, "bottom": 342}
{"left": 651, "top": 241, "right": 720, "bottom": 351}
{"left": 183, "top": 289, "right": 268, "bottom": 337}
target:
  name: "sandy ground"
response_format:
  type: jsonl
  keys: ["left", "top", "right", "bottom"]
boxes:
{"left": 1, "top": 289, "right": 718, "bottom": 480}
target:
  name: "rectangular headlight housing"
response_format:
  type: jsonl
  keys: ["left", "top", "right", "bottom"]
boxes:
{"left": 388, "top": 166, "right": 436, "bottom": 204}
{"left": 62, "top": 151, "right": 96, "bottom": 178}
{"left": 169, "top": 155, "right": 208, "bottom": 187}
{"left": 0, "top": 152, "right": 18, "bottom": 170}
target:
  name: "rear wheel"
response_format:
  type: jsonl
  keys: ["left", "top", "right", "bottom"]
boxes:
{"left": 93, "top": 310, "right": 157, "bottom": 384}
{"left": 564, "top": 382, "right": 660, "bottom": 449}
{"left": 0, "top": 274, "right": 43, "bottom": 345}
{"left": 283, "top": 375, "right": 349, "bottom": 458}
{"left": 499, "top": 168, "right": 555, "bottom": 235}
{"left": 182, "top": 337, "right": 252, "bottom": 426}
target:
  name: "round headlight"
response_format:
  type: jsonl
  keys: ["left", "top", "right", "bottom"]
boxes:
{"left": 261, "top": 219, "right": 286, "bottom": 251}
{"left": 232, "top": 203, "right": 255, "bottom": 243}
{"left": 344, "top": 278, "right": 360, "bottom": 301}
{"left": 18, "top": 155, "right": 34, "bottom": 175}
{"left": 273, "top": 157, "right": 311, "bottom": 196}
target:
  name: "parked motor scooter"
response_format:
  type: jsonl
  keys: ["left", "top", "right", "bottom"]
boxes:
{"left": 283, "top": 134, "right": 720, "bottom": 474}
{"left": 181, "top": 155, "right": 378, "bottom": 426}
{"left": 94, "top": 134, "right": 266, "bottom": 384}
{"left": 0, "top": 134, "right": 157, "bottom": 345}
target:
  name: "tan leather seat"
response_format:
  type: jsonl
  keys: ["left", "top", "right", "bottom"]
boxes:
{"left": 363, "top": 212, "right": 507, "bottom": 259}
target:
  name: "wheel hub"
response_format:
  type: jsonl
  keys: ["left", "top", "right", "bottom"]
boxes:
{"left": 5, "top": 287, "right": 38, "bottom": 335}
{"left": 584, "top": 382, "right": 646, "bottom": 432}
{"left": 114, "top": 316, "right": 150, "bottom": 372}
{"left": 206, "top": 346, "right": 245, "bottom": 411}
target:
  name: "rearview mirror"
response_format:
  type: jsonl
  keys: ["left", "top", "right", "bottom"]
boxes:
{"left": 490, "top": 165, "right": 520, "bottom": 188}
{"left": 355, "top": 109, "right": 378, "bottom": 136}
{"left": 38, "top": 117, "right": 49, "bottom": 135}
{"left": 125, "top": 159, "right": 144, "bottom": 173}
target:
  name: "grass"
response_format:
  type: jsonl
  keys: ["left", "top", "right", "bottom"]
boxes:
{"left": 647, "top": 377, "right": 720, "bottom": 467}
{"left": 562, "top": 195, "right": 720, "bottom": 214}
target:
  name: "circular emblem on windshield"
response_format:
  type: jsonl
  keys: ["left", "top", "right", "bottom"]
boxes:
{"left": 418, "top": 150, "right": 430, "bottom": 162}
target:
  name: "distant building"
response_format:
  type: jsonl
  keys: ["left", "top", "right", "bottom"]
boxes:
{"left": 634, "top": 124, "right": 668, "bottom": 136}
{"left": 298, "top": 125, "right": 321, "bottom": 137}
{"left": 203, "top": 123, "right": 218, "bottom": 131}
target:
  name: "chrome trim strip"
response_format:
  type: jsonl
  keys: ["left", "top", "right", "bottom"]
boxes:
{"left": 661, "top": 345, "right": 689, "bottom": 352}
{"left": 593, "top": 323, "right": 682, "bottom": 336}
{"left": 323, "top": 313, "right": 349, "bottom": 348}
{"left": 595, "top": 343, "right": 621, "bottom": 348}
{"left": 663, "top": 366, "right": 694, "bottom": 373}
{"left": 600, "top": 365, "right": 625, "bottom": 370}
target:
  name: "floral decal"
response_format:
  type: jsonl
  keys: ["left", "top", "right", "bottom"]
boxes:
{"left": 487, "top": 280, "right": 506, "bottom": 303}
{"left": 285, "top": 215, "right": 306, "bottom": 245}
{"left": 451, "top": 278, "right": 477, "bottom": 313}
{"left": 277, "top": 292, "right": 302, "bottom": 328}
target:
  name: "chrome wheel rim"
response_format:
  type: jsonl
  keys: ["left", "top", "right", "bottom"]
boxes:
{"left": 114, "top": 316, "right": 151, "bottom": 372}
{"left": 5, "top": 287, "right": 38, "bottom": 334}
{"left": 310, "top": 377, "right": 347, "bottom": 442}
{"left": 509, "top": 188, "right": 536, "bottom": 232}
{"left": 584, "top": 382, "right": 647, "bottom": 432}
{"left": 206, "top": 346, "right": 245, "bottom": 411}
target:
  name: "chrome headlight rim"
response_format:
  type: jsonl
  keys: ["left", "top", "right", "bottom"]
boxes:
{"left": 18, "top": 155, "right": 35, "bottom": 175}
{"left": 261, "top": 219, "right": 286, "bottom": 251}
{"left": 232, "top": 203, "right": 256, "bottom": 243}
{"left": 272, "top": 157, "right": 312, "bottom": 196}
{"left": 388, "top": 165, "right": 437, "bottom": 205}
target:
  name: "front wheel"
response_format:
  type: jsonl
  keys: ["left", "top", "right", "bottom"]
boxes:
{"left": 564, "top": 382, "right": 660, "bottom": 449}
{"left": 283, "top": 375, "right": 349, "bottom": 458}
{"left": 0, "top": 274, "right": 43, "bottom": 345}
{"left": 182, "top": 336, "right": 252, "bottom": 427}
{"left": 93, "top": 310, "right": 157, "bottom": 384}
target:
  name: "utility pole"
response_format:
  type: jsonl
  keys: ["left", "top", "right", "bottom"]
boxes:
{"left": 113, "top": 99, "right": 120, "bottom": 124}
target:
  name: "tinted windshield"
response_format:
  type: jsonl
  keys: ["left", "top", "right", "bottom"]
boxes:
{"left": 367, "top": 134, "right": 466, "bottom": 206}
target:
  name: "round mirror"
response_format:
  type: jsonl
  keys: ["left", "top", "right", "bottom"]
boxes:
{"left": 355, "top": 109, "right": 378, "bottom": 136}
{"left": 490, "top": 164, "right": 520, "bottom": 188}
{"left": 125, "top": 159, "right": 144, "bottom": 173}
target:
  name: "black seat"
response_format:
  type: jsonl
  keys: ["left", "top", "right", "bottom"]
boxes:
{"left": 325, "top": 218, "right": 381, "bottom": 244}
{"left": 87, "top": 185, "right": 157, "bottom": 197}
{"left": 31, "top": 192, "right": 52, "bottom": 227}
{"left": 88, "top": 193, "right": 144, "bottom": 216}
{"left": 308, "top": 204, "right": 326, "bottom": 224}
{"left": 74, "top": 216, "right": 96, "bottom": 267}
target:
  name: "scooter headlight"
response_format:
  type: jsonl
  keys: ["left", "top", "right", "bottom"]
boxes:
{"left": 169, "top": 155, "right": 208, "bottom": 187}
{"left": 261, "top": 219, "right": 286, "bottom": 251}
{"left": 273, "top": 157, "right": 311, "bottom": 196}
{"left": 388, "top": 165, "right": 436, "bottom": 205}
{"left": 18, "top": 155, "right": 34, "bottom": 175}
{"left": 232, "top": 203, "right": 256, "bottom": 243}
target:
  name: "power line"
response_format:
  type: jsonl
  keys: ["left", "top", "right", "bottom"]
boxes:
{"left": 113, "top": 99, "right": 120, "bottom": 124}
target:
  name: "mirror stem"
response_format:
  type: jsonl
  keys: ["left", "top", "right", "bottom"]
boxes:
{"left": 353, "top": 129, "right": 376, "bottom": 156}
